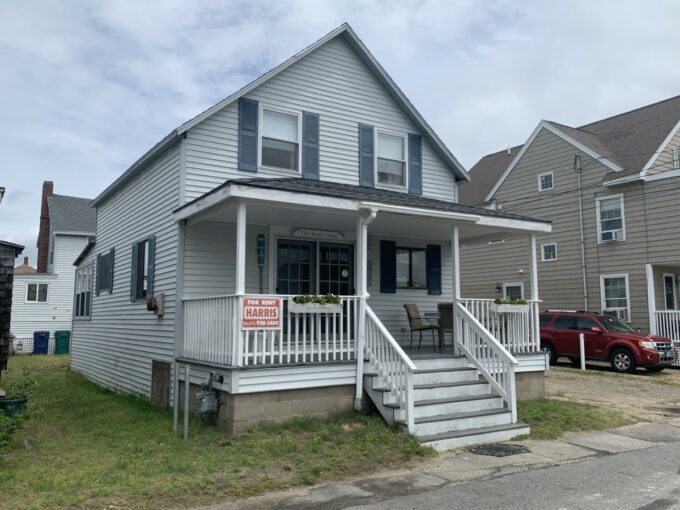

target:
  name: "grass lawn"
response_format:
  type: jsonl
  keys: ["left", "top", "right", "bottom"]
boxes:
{"left": 517, "top": 399, "right": 636, "bottom": 440}
{"left": 0, "top": 356, "right": 432, "bottom": 510}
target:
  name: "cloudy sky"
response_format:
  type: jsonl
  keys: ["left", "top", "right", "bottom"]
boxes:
{"left": 1, "top": 0, "right": 679, "bottom": 264}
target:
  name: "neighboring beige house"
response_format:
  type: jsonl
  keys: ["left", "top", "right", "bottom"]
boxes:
{"left": 459, "top": 95, "right": 680, "bottom": 353}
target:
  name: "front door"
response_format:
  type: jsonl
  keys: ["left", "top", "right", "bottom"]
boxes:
{"left": 318, "top": 243, "right": 354, "bottom": 295}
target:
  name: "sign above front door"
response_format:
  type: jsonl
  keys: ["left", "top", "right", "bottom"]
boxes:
{"left": 291, "top": 227, "right": 344, "bottom": 240}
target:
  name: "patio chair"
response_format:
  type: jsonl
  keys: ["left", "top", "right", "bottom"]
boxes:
{"left": 403, "top": 304, "right": 438, "bottom": 350}
{"left": 437, "top": 302, "right": 454, "bottom": 350}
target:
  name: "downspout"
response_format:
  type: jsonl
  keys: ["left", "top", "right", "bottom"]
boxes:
{"left": 574, "top": 155, "right": 589, "bottom": 311}
{"left": 354, "top": 208, "right": 378, "bottom": 411}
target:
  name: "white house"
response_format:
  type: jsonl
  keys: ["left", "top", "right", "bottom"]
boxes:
{"left": 70, "top": 24, "right": 551, "bottom": 450}
{"left": 11, "top": 189, "right": 95, "bottom": 353}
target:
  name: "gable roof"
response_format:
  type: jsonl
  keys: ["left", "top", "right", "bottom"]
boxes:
{"left": 460, "top": 95, "right": 680, "bottom": 206}
{"left": 93, "top": 23, "right": 468, "bottom": 207}
{"left": 47, "top": 194, "right": 96, "bottom": 234}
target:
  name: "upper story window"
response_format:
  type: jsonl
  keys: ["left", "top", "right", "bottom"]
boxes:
{"left": 541, "top": 242, "right": 557, "bottom": 262}
{"left": 74, "top": 264, "right": 94, "bottom": 319}
{"left": 396, "top": 247, "right": 426, "bottom": 289}
{"left": 131, "top": 236, "right": 155, "bottom": 301}
{"left": 376, "top": 131, "right": 407, "bottom": 189}
{"left": 260, "top": 107, "right": 300, "bottom": 171}
{"left": 96, "top": 248, "right": 114, "bottom": 295}
{"left": 538, "top": 172, "right": 554, "bottom": 191}
{"left": 596, "top": 195, "right": 625, "bottom": 243}
{"left": 673, "top": 148, "right": 679, "bottom": 170}
{"left": 26, "top": 282, "right": 48, "bottom": 303}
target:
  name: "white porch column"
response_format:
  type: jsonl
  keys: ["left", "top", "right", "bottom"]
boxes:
{"left": 646, "top": 264, "right": 657, "bottom": 335}
{"left": 529, "top": 234, "right": 540, "bottom": 350}
{"left": 451, "top": 225, "right": 460, "bottom": 352}
{"left": 235, "top": 201, "right": 247, "bottom": 295}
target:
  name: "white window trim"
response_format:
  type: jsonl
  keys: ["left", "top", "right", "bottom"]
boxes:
{"left": 25, "top": 282, "right": 49, "bottom": 304}
{"left": 503, "top": 282, "right": 525, "bottom": 299}
{"left": 595, "top": 194, "right": 626, "bottom": 243}
{"left": 257, "top": 103, "right": 302, "bottom": 174}
{"left": 374, "top": 128, "right": 409, "bottom": 192}
{"left": 541, "top": 242, "right": 558, "bottom": 262}
{"left": 600, "top": 273, "right": 631, "bottom": 322}
{"left": 673, "top": 148, "right": 680, "bottom": 171}
{"left": 662, "top": 273, "right": 678, "bottom": 311}
{"left": 537, "top": 171, "right": 554, "bottom": 192}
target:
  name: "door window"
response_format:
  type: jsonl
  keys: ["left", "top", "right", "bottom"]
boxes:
{"left": 277, "top": 240, "right": 314, "bottom": 295}
{"left": 319, "top": 243, "right": 353, "bottom": 295}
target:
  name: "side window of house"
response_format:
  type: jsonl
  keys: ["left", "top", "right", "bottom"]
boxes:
{"left": 396, "top": 247, "right": 426, "bottom": 289}
{"left": 261, "top": 108, "right": 300, "bottom": 171}
{"left": 131, "top": 236, "right": 155, "bottom": 302}
{"left": 26, "top": 283, "right": 48, "bottom": 303}
{"left": 503, "top": 283, "right": 524, "bottom": 300}
{"left": 96, "top": 248, "right": 115, "bottom": 295}
{"left": 380, "top": 241, "right": 440, "bottom": 295}
{"left": 663, "top": 274, "right": 677, "bottom": 310}
{"left": 673, "top": 148, "right": 679, "bottom": 171}
{"left": 597, "top": 195, "right": 625, "bottom": 242}
{"left": 541, "top": 243, "right": 557, "bottom": 262}
{"left": 74, "top": 264, "right": 94, "bottom": 319}
{"left": 601, "top": 275, "right": 630, "bottom": 321}
{"left": 376, "top": 131, "right": 407, "bottom": 189}
{"left": 538, "top": 172, "right": 554, "bottom": 191}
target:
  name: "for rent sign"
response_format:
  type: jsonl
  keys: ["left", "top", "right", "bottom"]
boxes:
{"left": 242, "top": 296, "right": 282, "bottom": 330}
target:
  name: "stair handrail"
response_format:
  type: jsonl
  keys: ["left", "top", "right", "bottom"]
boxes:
{"left": 364, "top": 306, "right": 417, "bottom": 432}
{"left": 455, "top": 302, "right": 519, "bottom": 422}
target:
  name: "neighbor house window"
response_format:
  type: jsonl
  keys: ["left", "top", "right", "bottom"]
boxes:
{"left": 396, "top": 247, "right": 426, "bottom": 289}
{"left": 663, "top": 274, "right": 677, "bottom": 310}
{"left": 26, "top": 283, "right": 48, "bottom": 303}
{"left": 673, "top": 149, "right": 679, "bottom": 170}
{"left": 503, "top": 282, "right": 524, "bottom": 300}
{"left": 538, "top": 172, "right": 554, "bottom": 191}
{"left": 131, "top": 237, "right": 155, "bottom": 301}
{"left": 376, "top": 131, "right": 407, "bottom": 188}
{"left": 74, "top": 264, "right": 94, "bottom": 319}
{"left": 96, "top": 248, "right": 114, "bottom": 295}
{"left": 260, "top": 107, "right": 299, "bottom": 171}
{"left": 596, "top": 195, "right": 625, "bottom": 242}
{"left": 541, "top": 243, "right": 557, "bottom": 262}
{"left": 601, "top": 274, "right": 630, "bottom": 321}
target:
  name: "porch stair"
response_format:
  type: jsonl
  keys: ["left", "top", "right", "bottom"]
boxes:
{"left": 363, "top": 356, "right": 530, "bottom": 451}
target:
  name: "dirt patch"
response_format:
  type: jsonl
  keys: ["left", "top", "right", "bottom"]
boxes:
{"left": 546, "top": 362, "right": 680, "bottom": 422}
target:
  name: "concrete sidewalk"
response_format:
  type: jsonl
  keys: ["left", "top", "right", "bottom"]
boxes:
{"left": 195, "top": 418, "right": 680, "bottom": 510}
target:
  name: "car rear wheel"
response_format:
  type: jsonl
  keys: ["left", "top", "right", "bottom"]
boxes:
{"left": 610, "top": 348, "right": 636, "bottom": 373}
{"left": 541, "top": 341, "right": 557, "bottom": 365}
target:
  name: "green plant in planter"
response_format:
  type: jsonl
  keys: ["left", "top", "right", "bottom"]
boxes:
{"left": 0, "top": 368, "right": 36, "bottom": 449}
{"left": 493, "top": 297, "right": 528, "bottom": 305}
{"left": 292, "top": 294, "right": 342, "bottom": 305}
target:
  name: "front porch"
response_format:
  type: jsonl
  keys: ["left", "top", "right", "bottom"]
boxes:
{"left": 646, "top": 264, "right": 680, "bottom": 366}
{"left": 172, "top": 178, "right": 551, "bottom": 446}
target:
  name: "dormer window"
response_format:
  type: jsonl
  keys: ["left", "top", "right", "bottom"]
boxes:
{"left": 260, "top": 107, "right": 300, "bottom": 171}
{"left": 538, "top": 172, "right": 554, "bottom": 191}
{"left": 376, "top": 131, "right": 407, "bottom": 189}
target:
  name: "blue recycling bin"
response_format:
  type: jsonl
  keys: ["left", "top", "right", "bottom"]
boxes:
{"left": 33, "top": 331, "right": 49, "bottom": 355}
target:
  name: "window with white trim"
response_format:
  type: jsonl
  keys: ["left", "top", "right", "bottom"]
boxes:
{"left": 376, "top": 131, "right": 407, "bottom": 188}
{"left": 396, "top": 247, "right": 426, "bottom": 289}
{"left": 596, "top": 195, "right": 625, "bottom": 242}
{"left": 503, "top": 282, "right": 524, "bottom": 299}
{"left": 260, "top": 108, "right": 300, "bottom": 171}
{"left": 541, "top": 242, "right": 557, "bottom": 262}
{"left": 74, "top": 264, "right": 94, "bottom": 318}
{"left": 538, "top": 172, "right": 554, "bottom": 191}
{"left": 673, "top": 148, "right": 679, "bottom": 170}
{"left": 663, "top": 274, "right": 677, "bottom": 310}
{"left": 26, "top": 282, "right": 48, "bottom": 303}
{"left": 601, "top": 274, "right": 630, "bottom": 321}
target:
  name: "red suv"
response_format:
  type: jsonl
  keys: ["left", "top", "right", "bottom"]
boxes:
{"left": 540, "top": 311, "right": 675, "bottom": 373}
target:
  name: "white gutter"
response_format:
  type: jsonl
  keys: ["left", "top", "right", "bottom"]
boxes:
{"left": 359, "top": 202, "right": 481, "bottom": 222}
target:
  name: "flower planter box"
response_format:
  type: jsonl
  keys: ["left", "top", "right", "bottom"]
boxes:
{"left": 490, "top": 303, "right": 530, "bottom": 314}
{"left": 288, "top": 302, "right": 343, "bottom": 314}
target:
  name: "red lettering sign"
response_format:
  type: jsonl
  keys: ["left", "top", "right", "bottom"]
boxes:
{"left": 242, "top": 296, "right": 282, "bottom": 330}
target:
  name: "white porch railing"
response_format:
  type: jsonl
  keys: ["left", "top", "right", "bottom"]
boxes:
{"left": 182, "top": 295, "right": 360, "bottom": 367}
{"left": 654, "top": 311, "right": 680, "bottom": 368}
{"left": 455, "top": 302, "right": 518, "bottom": 421}
{"left": 364, "top": 306, "right": 416, "bottom": 432}
{"left": 459, "top": 298, "right": 541, "bottom": 354}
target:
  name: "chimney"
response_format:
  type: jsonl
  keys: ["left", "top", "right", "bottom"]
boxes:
{"left": 23, "top": 256, "right": 29, "bottom": 265}
{"left": 37, "top": 181, "right": 53, "bottom": 273}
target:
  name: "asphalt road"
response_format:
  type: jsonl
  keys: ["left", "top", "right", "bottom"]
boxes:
{"left": 348, "top": 442, "right": 680, "bottom": 510}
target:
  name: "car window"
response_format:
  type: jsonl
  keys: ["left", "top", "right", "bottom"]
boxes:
{"left": 554, "top": 316, "right": 576, "bottom": 330}
{"left": 598, "top": 315, "right": 636, "bottom": 333}
{"left": 539, "top": 314, "right": 553, "bottom": 326}
{"left": 577, "top": 317, "right": 599, "bottom": 331}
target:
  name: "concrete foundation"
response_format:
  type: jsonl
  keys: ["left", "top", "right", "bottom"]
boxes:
{"left": 515, "top": 371, "right": 545, "bottom": 400}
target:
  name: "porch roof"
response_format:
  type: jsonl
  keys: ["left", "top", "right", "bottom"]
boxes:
{"left": 175, "top": 177, "right": 551, "bottom": 233}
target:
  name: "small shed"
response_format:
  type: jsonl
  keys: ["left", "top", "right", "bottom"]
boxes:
{"left": 0, "top": 240, "right": 24, "bottom": 382}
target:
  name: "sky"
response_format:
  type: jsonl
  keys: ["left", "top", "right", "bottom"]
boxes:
{"left": 1, "top": 0, "right": 679, "bottom": 264}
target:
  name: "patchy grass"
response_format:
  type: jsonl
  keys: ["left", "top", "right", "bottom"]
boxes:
{"left": 550, "top": 363, "right": 680, "bottom": 387}
{"left": 0, "top": 356, "right": 432, "bottom": 510}
{"left": 517, "top": 398, "right": 636, "bottom": 440}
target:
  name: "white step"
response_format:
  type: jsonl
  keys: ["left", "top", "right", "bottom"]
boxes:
{"left": 413, "top": 394, "right": 503, "bottom": 416}
{"left": 413, "top": 379, "right": 492, "bottom": 401}
{"left": 421, "top": 423, "right": 531, "bottom": 451}
{"left": 414, "top": 408, "right": 512, "bottom": 436}
{"left": 413, "top": 367, "right": 480, "bottom": 385}
{"left": 414, "top": 357, "right": 468, "bottom": 370}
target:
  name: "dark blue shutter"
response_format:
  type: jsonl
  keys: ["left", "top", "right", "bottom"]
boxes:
{"left": 238, "top": 98, "right": 258, "bottom": 172}
{"left": 95, "top": 253, "right": 101, "bottom": 296}
{"left": 359, "top": 123, "right": 375, "bottom": 187}
{"left": 380, "top": 240, "right": 396, "bottom": 294}
{"left": 408, "top": 133, "right": 422, "bottom": 195}
{"left": 302, "top": 112, "right": 320, "bottom": 180}
{"left": 108, "top": 248, "right": 115, "bottom": 294}
{"left": 147, "top": 236, "right": 156, "bottom": 298}
{"left": 130, "top": 243, "right": 138, "bottom": 302}
{"left": 426, "top": 244, "right": 442, "bottom": 296}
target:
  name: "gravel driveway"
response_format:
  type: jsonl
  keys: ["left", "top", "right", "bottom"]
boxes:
{"left": 546, "top": 362, "right": 680, "bottom": 422}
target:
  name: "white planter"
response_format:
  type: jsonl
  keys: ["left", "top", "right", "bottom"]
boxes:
{"left": 490, "top": 303, "right": 530, "bottom": 314}
{"left": 288, "top": 301, "right": 343, "bottom": 314}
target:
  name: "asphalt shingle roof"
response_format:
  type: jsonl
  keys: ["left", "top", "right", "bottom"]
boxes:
{"left": 48, "top": 194, "right": 96, "bottom": 234}
{"left": 459, "top": 95, "right": 680, "bottom": 206}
